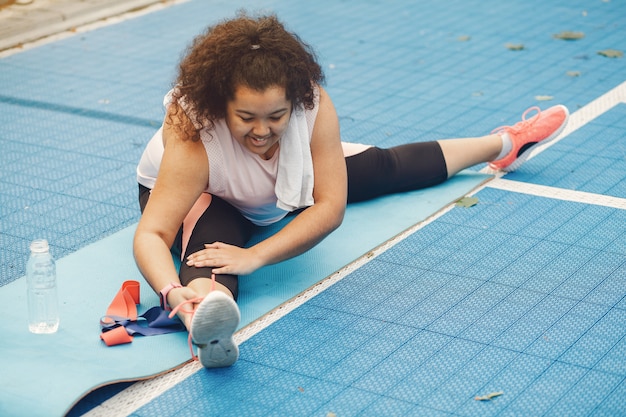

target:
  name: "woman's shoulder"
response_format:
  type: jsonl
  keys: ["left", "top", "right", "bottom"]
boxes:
{"left": 163, "top": 88, "right": 206, "bottom": 131}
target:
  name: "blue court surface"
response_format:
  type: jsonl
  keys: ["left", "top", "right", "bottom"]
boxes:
{"left": 1, "top": 0, "right": 625, "bottom": 416}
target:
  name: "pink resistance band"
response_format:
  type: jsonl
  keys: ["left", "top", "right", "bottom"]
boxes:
{"left": 100, "top": 280, "right": 185, "bottom": 346}
{"left": 181, "top": 193, "right": 213, "bottom": 261}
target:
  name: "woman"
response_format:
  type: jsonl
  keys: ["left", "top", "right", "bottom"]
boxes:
{"left": 134, "top": 13, "right": 569, "bottom": 368}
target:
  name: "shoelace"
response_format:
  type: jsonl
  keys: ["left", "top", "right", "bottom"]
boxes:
{"left": 168, "top": 274, "right": 217, "bottom": 361}
{"left": 491, "top": 106, "right": 542, "bottom": 136}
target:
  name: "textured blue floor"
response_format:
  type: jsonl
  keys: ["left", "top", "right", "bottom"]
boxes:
{"left": 1, "top": 0, "right": 625, "bottom": 416}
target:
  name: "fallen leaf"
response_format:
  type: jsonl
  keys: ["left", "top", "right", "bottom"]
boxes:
{"left": 298, "top": 386, "right": 305, "bottom": 393}
{"left": 597, "top": 49, "right": 623, "bottom": 58}
{"left": 505, "top": 43, "right": 525, "bottom": 51}
{"left": 566, "top": 71, "right": 582, "bottom": 77}
{"left": 553, "top": 31, "right": 585, "bottom": 40}
{"left": 472, "top": 91, "right": 484, "bottom": 97}
{"left": 458, "top": 35, "right": 471, "bottom": 42}
{"left": 456, "top": 197, "right": 479, "bottom": 208}
{"left": 326, "top": 413, "right": 337, "bottom": 417}
{"left": 535, "top": 95, "right": 554, "bottom": 101}
{"left": 475, "top": 391, "right": 504, "bottom": 401}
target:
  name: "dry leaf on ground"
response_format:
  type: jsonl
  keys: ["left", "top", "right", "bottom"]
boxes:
{"left": 597, "top": 49, "right": 623, "bottom": 58}
{"left": 553, "top": 31, "right": 585, "bottom": 40}
{"left": 505, "top": 43, "right": 525, "bottom": 51}
{"left": 456, "top": 197, "right": 479, "bottom": 208}
{"left": 475, "top": 391, "right": 504, "bottom": 401}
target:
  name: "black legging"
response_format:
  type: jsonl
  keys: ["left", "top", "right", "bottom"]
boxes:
{"left": 138, "top": 141, "right": 447, "bottom": 300}
{"left": 346, "top": 142, "right": 447, "bottom": 202}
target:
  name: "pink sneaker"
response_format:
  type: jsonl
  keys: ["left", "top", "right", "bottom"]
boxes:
{"left": 489, "top": 105, "right": 569, "bottom": 172}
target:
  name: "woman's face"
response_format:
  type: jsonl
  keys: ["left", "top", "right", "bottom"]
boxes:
{"left": 225, "top": 85, "right": 292, "bottom": 160}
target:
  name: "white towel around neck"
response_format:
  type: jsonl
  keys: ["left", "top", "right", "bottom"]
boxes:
{"left": 274, "top": 104, "right": 315, "bottom": 211}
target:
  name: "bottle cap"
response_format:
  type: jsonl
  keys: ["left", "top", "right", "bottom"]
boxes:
{"left": 30, "top": 239, "right": 50, "bottom": 253}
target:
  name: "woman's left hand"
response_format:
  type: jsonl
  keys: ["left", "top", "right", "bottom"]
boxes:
{"left": 185, "top": 242, "right": 262, "bottom": 276}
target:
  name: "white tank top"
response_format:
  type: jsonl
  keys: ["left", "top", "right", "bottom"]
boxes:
{"left": 136, "top": 89, "right": 319, "bottom": 226}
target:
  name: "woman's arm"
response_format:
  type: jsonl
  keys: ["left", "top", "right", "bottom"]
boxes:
{"left": 248, "top": 86, "right": 347, "bottom": 264}
{"left": 133, "top": 103, "right": 208, "bottom": 296}
{"left": 187, "top": 87, "right": 347, "bottom": 275}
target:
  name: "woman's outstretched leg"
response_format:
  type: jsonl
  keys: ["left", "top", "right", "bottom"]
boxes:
{"left": 437, "top": 134, "right": 501, "bottom": 177}
{"left": 345, "top": 105, "right": 569, "bottom": 202}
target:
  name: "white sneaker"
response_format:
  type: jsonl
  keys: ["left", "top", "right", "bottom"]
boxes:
{"left": 190, "top": 291, "right": 240, "bottom": 368}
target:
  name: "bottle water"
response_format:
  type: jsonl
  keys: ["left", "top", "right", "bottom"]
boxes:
{"left": 27, "top": 239, "right": 59, "bottom": 334}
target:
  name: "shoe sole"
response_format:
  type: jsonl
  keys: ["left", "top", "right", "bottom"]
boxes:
{"left": 501, "top": 104, "right": 570, "bottom": 172}
{"left": 190, "top": 291, "right": 240, "bottom": 368}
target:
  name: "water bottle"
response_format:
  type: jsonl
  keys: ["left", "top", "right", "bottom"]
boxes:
{"left": 26, "top": 239, "right": 59, "bottom": 334}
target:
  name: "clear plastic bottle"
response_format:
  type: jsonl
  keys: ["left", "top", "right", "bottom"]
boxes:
{"left": 26, "top": 239, "right": 59, "bottom": 334}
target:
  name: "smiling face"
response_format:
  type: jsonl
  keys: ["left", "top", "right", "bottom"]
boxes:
{"left": 225, "top": 85, "right": 292, "bottom": 160}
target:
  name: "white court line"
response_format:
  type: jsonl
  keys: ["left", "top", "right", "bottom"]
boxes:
{"left": 86, "top": 75, "right": 626, "bottom": 417}
{"left": 487, "top": 179, "right": 626, "bottom": 210}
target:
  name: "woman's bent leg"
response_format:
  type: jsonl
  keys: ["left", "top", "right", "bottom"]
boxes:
{"left": 138, "top": 185, "right": 254, "bottom": 301}
{"left": 179, "top": 195, "right": 255, "bottom": 300}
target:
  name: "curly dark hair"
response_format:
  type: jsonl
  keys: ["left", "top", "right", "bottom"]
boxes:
{"left": 172, "top": 12, "right": 325, "bottom": 136}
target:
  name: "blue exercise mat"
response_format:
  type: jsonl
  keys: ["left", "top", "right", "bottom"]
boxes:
{"left": 0, "top": 171, "right": 489, "bottom": 417}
